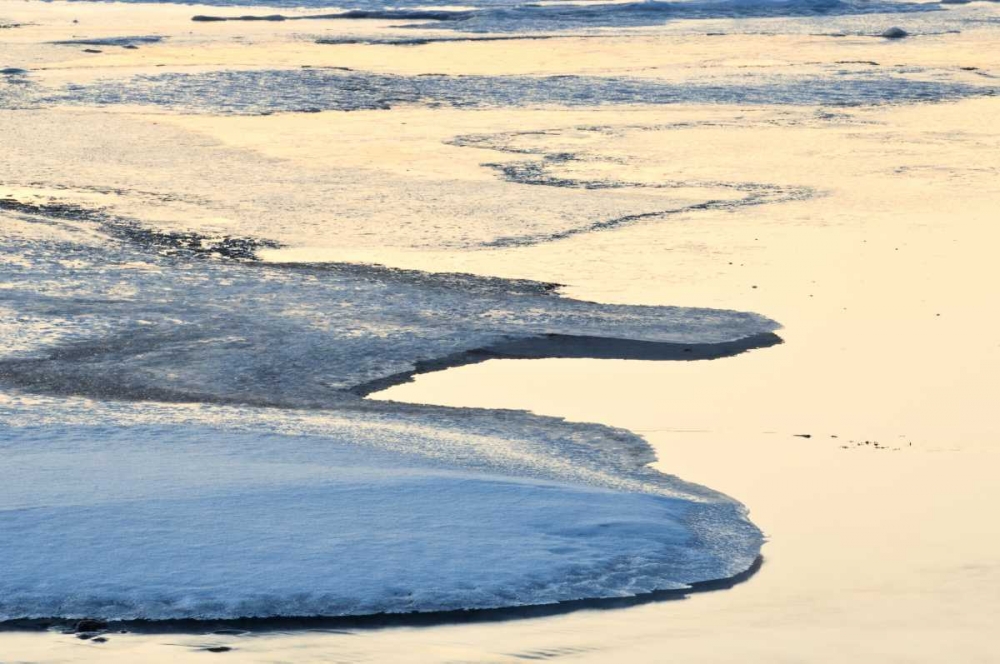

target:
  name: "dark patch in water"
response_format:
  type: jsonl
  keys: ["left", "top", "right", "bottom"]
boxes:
{"left": 440, "top": 0, "right": 940, "bottom": 33}
{"left": 446, "top": 124, "right": 816, "bottom": 247}
{"left": 483, "top": 193, "right": 807, "bottom": 247}
{"left": 351, "top": 333, "right": 784, "bottom": 396}
{"left": 475, "top": 156, "right": 813, "bottom": 246}
{"left": 0, "top": 197, "right": 108, "bottom": 224}
{"left": 50, "top": 35, "right": 165, "bottom": 47}
{"left": 192, "top": 9, "right": 470, "bottom": 22}
{"left": 113, "top": 222, "right": 280, "bottom": 260}
{"left": 0, "top": 197, "right": 278, "bottom": 260}
{"left": 74, "top": 619, "right": 108, "bottom": 632}
{"left": 172, "top": 0, "right": 945, "bottom": 32}
{"left": 192, "top": 14, "right": 285, "bottom": 22}
{"left": 491, "top": 167, "right": 811, "bottom": 243}
{"left": 315, "top": 34, "right": 566, "bottom": 46}
{"left": 880, "top": 26, "right": 909, "bottom": 39}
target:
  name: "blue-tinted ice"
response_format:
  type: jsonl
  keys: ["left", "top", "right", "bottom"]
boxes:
{"left": 0, "top": 198, "right": 773, "bottom": 620}
{"left": 8, "top": 0, "right": 984, "bottom": 622}
{"left": 12, "top": 69, "right": 993, "bottom": 114}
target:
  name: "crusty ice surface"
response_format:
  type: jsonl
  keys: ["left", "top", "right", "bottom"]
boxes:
{"left": 2, "top": 0, "right": 999, "bottom": 641}
{"left": 0, "top": 194, "right": 772, "bottom": 619}
{"left": 0, "top": 409, "right": 761, "bottom": 620}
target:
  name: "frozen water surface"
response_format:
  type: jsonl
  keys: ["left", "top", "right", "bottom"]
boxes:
{"left": 0, "top": 111, "right": 821, "bottom": 252}
{"left": 63, "top": 0, "right": 945, "bottom": 26}
{"left": 10, "top": 0, "right": 986, "bottom": 626}
{"left": 0, "top": 421, "right": 761, "bottom": 620}
{"left": 0, "top": 202, "right": 778, "bottom": 402}
{"left": 80, "top": 0, "right": 988, "bottom": 35}
{"left": 0, "top": 191, "right": 773, "bottom": 620}
{"left": 9, "top": 69, "right": 994, "bottom": 115}
{"left": 0, "top": 398, "right": 766, "bottom": 619}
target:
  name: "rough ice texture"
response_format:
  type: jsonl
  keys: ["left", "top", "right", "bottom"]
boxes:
{"left": 49, "top": 35, "right": 165, "bottom": 47}
{"left": 76, "top": 0, "right": 944, "bottom": 29}
{"left": 0, "top": 111, "right": 820, "bottom": 252}
{"left": 395, "top": 0, "right": 943, "bottom": 33}
{"left": 0, "top": 49, "right": 820, "bottom": 618}
{"left": 0, "top": 0, "right": 986, "bottom": 626}
{"left": 21, "top": 69, "right": 996, "bottom": 115}
{"left": 0, "top": 202, "right": 778, "bottom": 406}
{"left": 0, "top": 199, "right": 772, "bottom": 620}
{"left": 0, "top": 413, "right": 760, "bottom": 621}
{"left": 179, "top": 0, "right": 985, "bottom": 39}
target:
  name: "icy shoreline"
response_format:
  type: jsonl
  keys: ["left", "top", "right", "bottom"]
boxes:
{"left": 0, "top": 201, "right": 772, "bottom": 621}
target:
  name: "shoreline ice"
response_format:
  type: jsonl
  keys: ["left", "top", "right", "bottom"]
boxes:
{"left": 0, "top": 198, "right": 772, "bottom": 621}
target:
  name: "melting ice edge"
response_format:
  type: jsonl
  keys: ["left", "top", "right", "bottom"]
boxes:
{"left": 0, "top": 197, "right": 776, "bottom": 621}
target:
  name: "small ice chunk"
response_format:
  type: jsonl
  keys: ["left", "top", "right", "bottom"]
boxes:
{"left": 881, "top": 27, "right": 909, "bottom": 39}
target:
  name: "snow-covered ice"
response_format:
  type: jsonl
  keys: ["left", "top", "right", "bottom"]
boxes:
{"left": 6, "top": 69, "right": 993, "bottom": 115}
{"left": 0, "top": 416, "right": 760, "bottom": 620}
{"left": 0, "top": 204, "right": 779, "bottom": 405}
{"left": 0, "top": 195, "right": 771, "bottom": 620}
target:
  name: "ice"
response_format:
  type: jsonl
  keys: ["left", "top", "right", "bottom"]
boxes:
{"left": 0, "top": 112, "right": 818, "bottom": 253}
{"left": 0, "top": 418, "right": 760, "bottom": 620}
{"left": 88, "top": 0, "right": 979, "bottom": 36}
{"left": 49, "top": 35, "right": 165, "bottom": 47}
{"left": 43, "top": 0, "right": 993, "bottom": 37}
{"left": 0, "top": 0, "right": 828, "bottom": 619}
{"left": 0, "top": 205, "right": 778, "bottom": 407}
{"left": 22, "top": 69, "right": 996, "bottom": 115}
{"left": 74, "top": 0, "right": 942, "bottom": 23}
{"left": 0, "top": 185, "right": 773, "bottom": 620}
{"left": 416, "top": 0, "right": 943, "bottom": 33}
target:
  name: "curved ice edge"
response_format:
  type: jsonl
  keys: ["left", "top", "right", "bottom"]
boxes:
{"left": 0, "top": 557, "right": 763, "bottom": 634}
{"left": 0, "top": 207, "right": 783, "bottom": 409}
{"left": 0, "top": 407, "right": 764, "bottom": 623}
{"left": 352, "top": 331, "right": 784, "bottom": 396}
{"left": 191, "top": 10, "right": 472, "bottom": 23}
{"left": 0, "top": 217, "right": 772, "bottom": 623}
{"left": 0, "top": 410, "right": 764, "bottom": 625}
